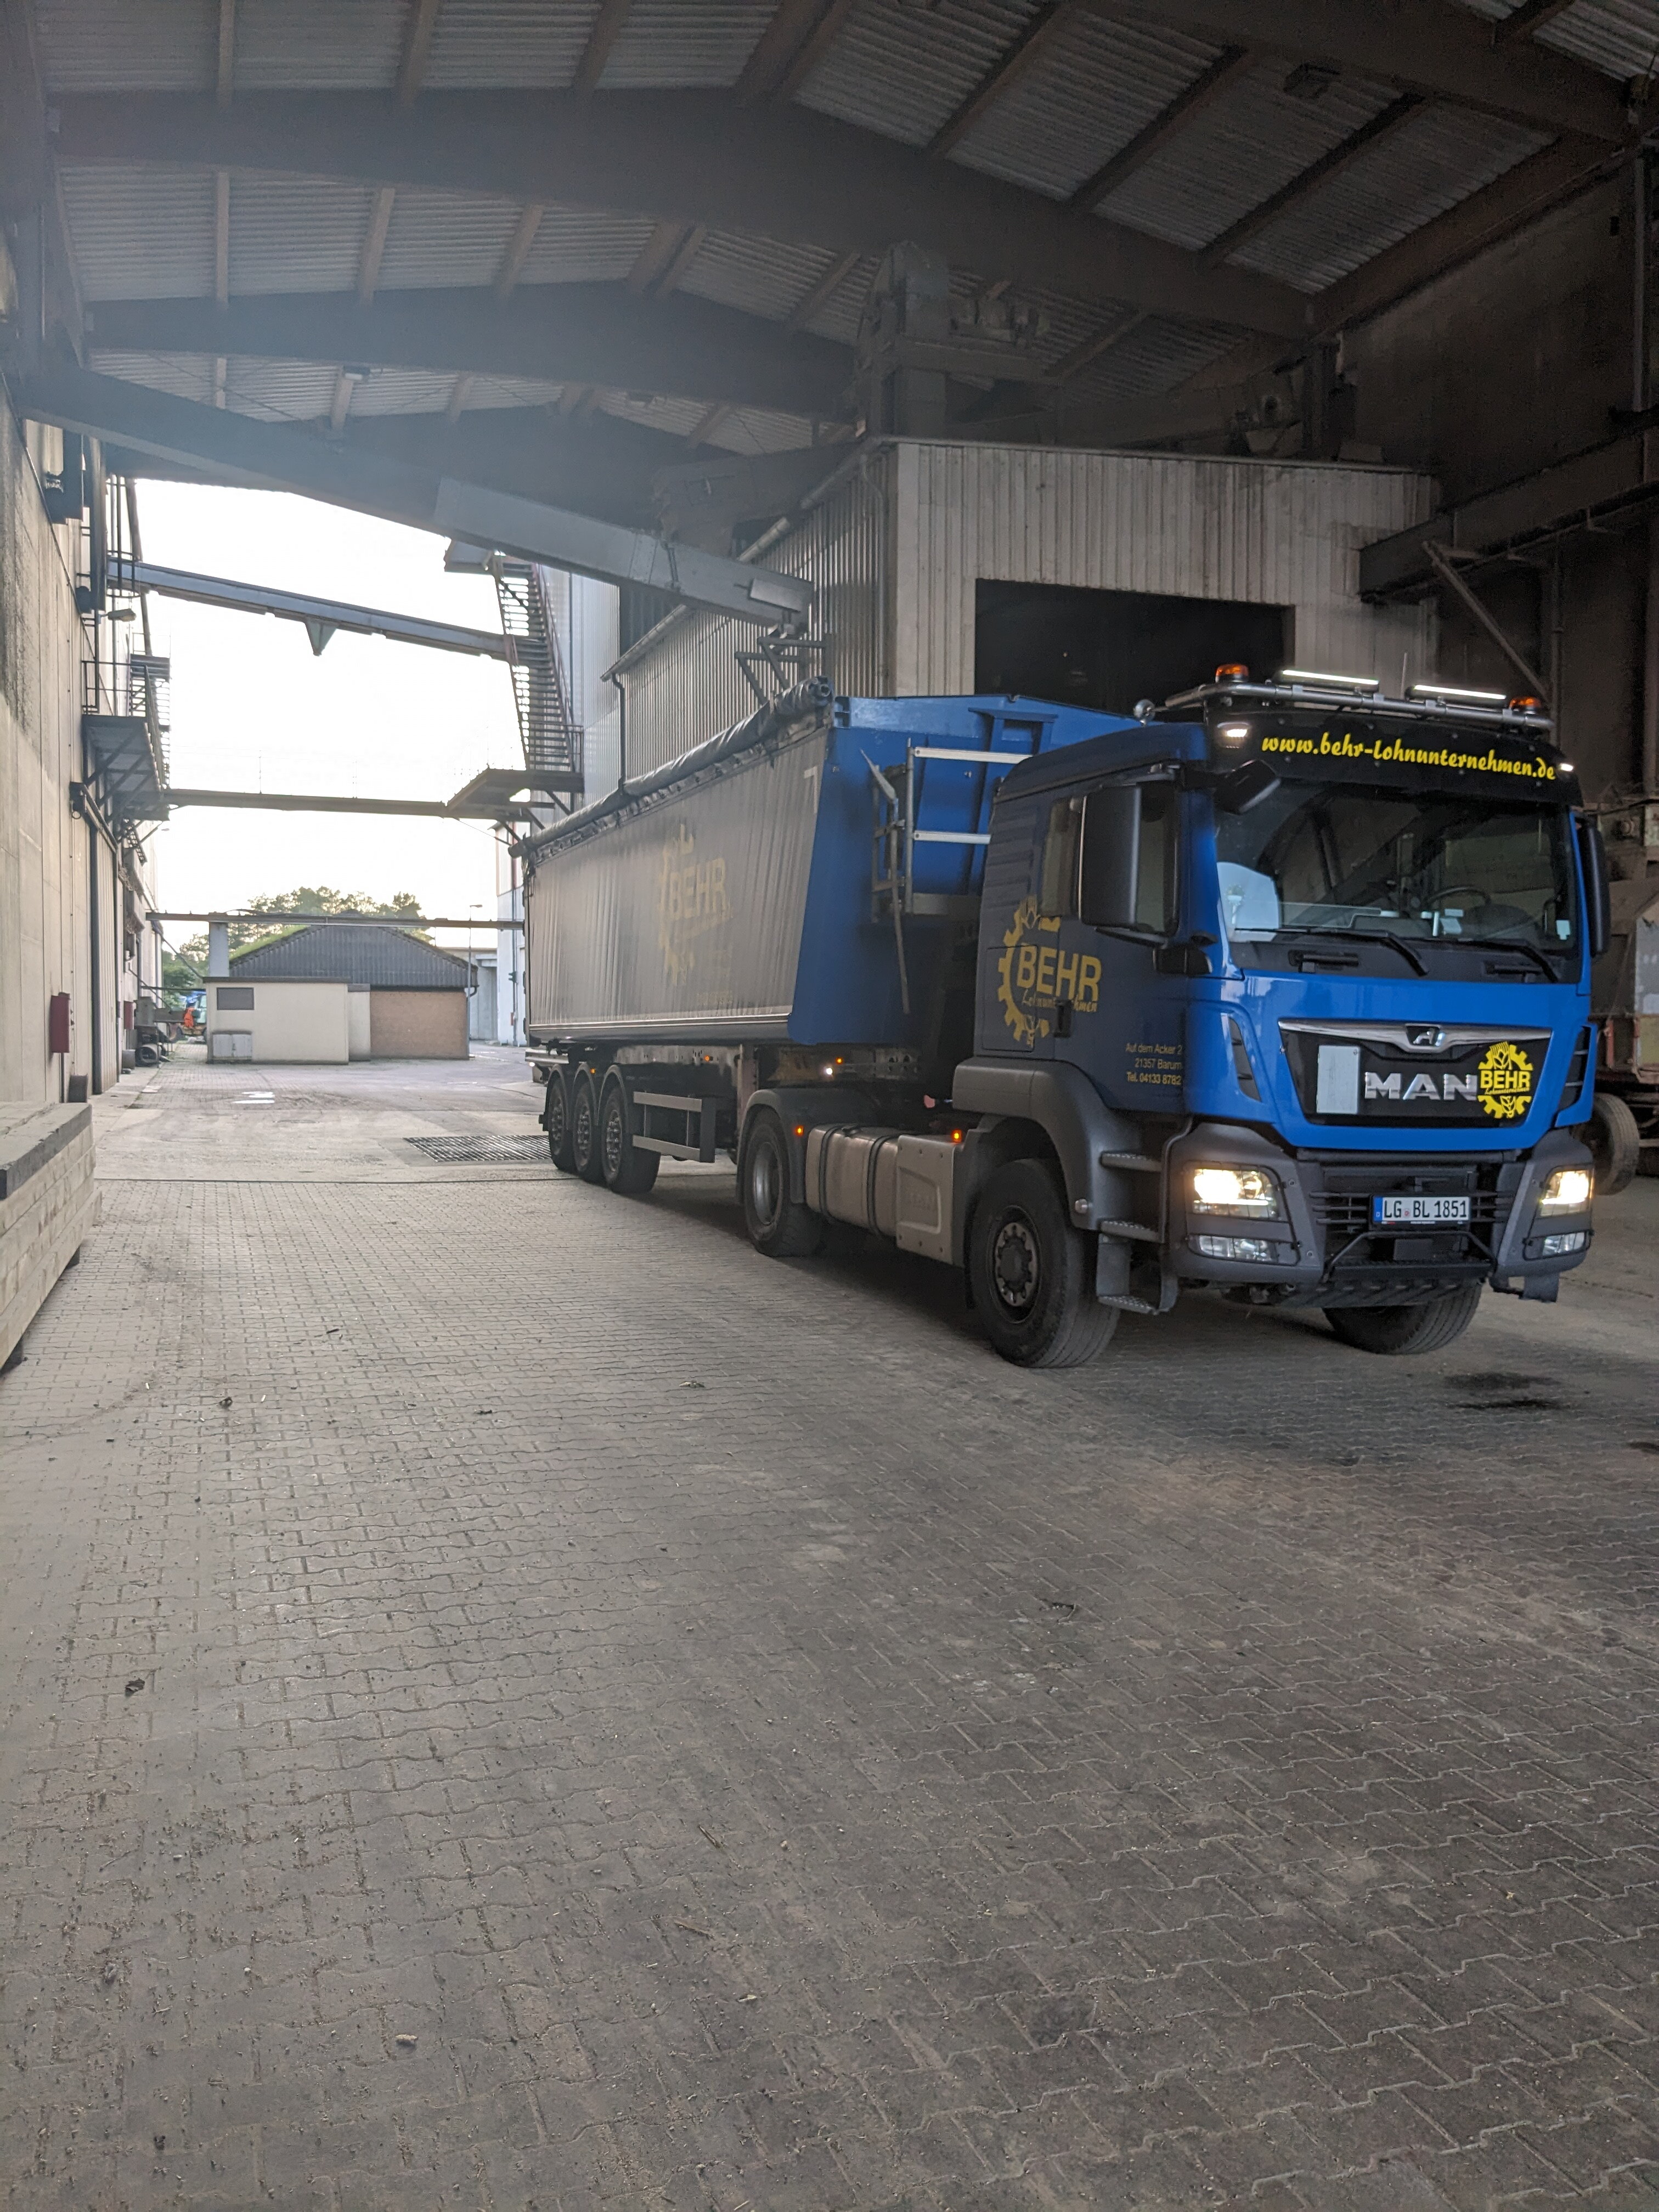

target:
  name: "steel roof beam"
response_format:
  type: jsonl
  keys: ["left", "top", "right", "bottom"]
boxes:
{"left": 1082, "top": 0, "right": 1633, "bottom": 142}
{"left": 110, "top": 557, "right": 510, "bottom": 659}
{"left": 160, "top": 789, "right": 540, "bottom": 819}
{"left": 21, "top": 364, "right": 814, "bottom": 622}
{"left": 86, "top": 284, "right": 853, "bottom": 421}
{"left": 51, "top": 91, "right": 1311, "bottom": 336}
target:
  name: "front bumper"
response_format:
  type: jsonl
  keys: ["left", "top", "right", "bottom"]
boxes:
{"left": 1165, "top": 1123, "right": 1594, "bottom": 1307}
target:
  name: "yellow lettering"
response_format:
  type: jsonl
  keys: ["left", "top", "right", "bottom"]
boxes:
{"left": 711, "top": 856, "right": 727, "bottom": 912}
{"left": 1077, "top": 956, "right": 1101, "bottom": 1009}
{"left": 1016, "top": 944, "right": 1037, "bottom": 991}
{"left": 1036, "top": 946, "right": 1057, "bottom": 997}
{"left": 1054, "top": 949, "right": 1079, "bottom": 999}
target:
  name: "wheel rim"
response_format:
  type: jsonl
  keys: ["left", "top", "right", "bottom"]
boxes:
{"left": 990, "top": 1212, "right": 1041, "bottom": 1314}
{"left": 574, "top": 1090, "right": 594, "bottom": 1160}
{"left": 748, "top": 1135, "right": 782, "bottom": 1232}
{"left": 548, "top": 1088, "right": 568, "bottom": 1152}
{"left": 602, "top": 1097, "right": 625, "bottom": 1179}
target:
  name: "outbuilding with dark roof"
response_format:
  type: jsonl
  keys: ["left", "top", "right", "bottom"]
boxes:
{"left": 218, "top": 923, "right": 473, "bottom": 1061}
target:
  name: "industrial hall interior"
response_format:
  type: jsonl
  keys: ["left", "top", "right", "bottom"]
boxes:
{"left": 4, "top": 2, "right": 1659, "bottom": 2208}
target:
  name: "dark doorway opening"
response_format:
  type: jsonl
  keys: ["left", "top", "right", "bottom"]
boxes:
{"left": 974, "top": 581, "right": 1291, "bottom": 716}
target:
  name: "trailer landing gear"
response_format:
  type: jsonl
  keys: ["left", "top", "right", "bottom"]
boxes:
{"left": 968, "top": 1160, "right": 1116, "bottom": 1369}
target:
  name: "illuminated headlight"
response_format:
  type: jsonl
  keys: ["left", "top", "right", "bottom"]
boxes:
{"left": 1191, "top": 1165, "right": 1281, "bottom": 1216}
{"left": 1537, "top": 1167, "right": 1592, "bottom": 1213}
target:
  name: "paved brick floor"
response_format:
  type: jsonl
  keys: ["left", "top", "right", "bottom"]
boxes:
{"left": 3, "top": 1053, "right": 1657, "bottom": 2211}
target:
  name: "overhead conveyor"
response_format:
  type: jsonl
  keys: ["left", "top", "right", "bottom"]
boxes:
{"left": 108, "top": 557, "right": 511, "bottom": 660}
{"left": 21, "top": 365, "right": 815, "bottom": 625}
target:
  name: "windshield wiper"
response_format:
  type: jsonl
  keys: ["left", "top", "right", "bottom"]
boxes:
{"left": 1274, "top": 926, "right": 1427, "bottom": 977}
{"left": 1455, "top": 934, "right": 1562, "bottom": 978}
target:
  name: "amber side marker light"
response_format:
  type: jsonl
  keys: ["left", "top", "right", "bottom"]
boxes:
{"left": 951, "top": 1128, "right": 964, "bottom": 1143}
{"left": 1215, "top": 662, "right": 1249, "bottom": 681}
{"left": 1509, "top": 695, "right": 1543, "bottom": 712}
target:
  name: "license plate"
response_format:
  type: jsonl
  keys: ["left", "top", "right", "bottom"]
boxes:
{"left": 1372, "top": 1194, "right": 1470, "bottom": 1226}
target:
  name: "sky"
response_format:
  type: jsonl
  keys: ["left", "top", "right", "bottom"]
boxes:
{"left": 137, "top": 483, "right": 526, "bottom": 948}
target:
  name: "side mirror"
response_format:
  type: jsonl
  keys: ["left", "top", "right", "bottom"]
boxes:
{"left": 1214, "top": 758, "right": 1280, "bottom": 814}
{"left": 1078, "top": 786, "right": 1142, "bottom": 931}
{"left": 1578, "top": 817, "right": 1610, "bottom": 959}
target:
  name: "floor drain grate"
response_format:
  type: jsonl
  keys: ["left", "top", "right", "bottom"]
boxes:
{"left": 406, "top": 1135, "right": 548, "bottom": 1164}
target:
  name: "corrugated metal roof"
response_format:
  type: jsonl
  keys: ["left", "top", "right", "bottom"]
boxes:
{"left": 1097, "top": 58, "right": 1399, "bottom": 255}
{"left": 517, "top": 207, "right": 659, "bottom": 284}
{"left": 797, "top": 0, "right": 1040, "bottom": 148}
{"left": 64, "top": 164, "right": 215, "bottom": 300}
{"left": 597, "top": 1, "right": 776, "bottom": 88}
{"left": 232, "top": 922, "right": 469, "bottom": 986}
{"left": 232, "top": 0, "right": 405, "bottom": 91}
{"left": 347, "top": 366, "right": 468, "bottom": 417}
{"left": 1457, "top": 0, "right": 1659, "bottom": 82}
{"left": 89, "top": 347, "right": 215, "bottom": 404}
{"left": 223, "top": 357, "right": 339, "bottom": 419}
{"left": 948, "top": 14, "right": 1223, "bottom": 204}
{"left": 228, "top": 175, "right": 375, "bottom": 295}
{"left": 376, "top": 190, "right": 521, "bottom": 290}
{"left": 673, "top": 229, "right": 832, "bottom": 323}
{"left": 1229, "top": 104, "right": 1550, "bottom": 295}
{"left": 425, "top": 1, "right": 604, "bottom": 91}
{"left": 37, "top": 0, "right": 213, "bottom": 91}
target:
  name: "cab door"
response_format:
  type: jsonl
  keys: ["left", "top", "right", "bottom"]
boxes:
{"left": 974, "top": 793, "right": 1048, "bottom": 1055}
{"left": 1042, "top": 778, "right": 1190, "bottom": 1113}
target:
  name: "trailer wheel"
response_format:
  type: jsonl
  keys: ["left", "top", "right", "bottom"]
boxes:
{"left": 571, "top": 1071, "right": 605, "bottom": 1184}
{"left": 1324, "top": 1283, "right": 1482, "bottom": 1355}
{"left": 968, "top": 1160, "right": 1118, "bottom": 1369}
{"left": 740, "top": 1110, "right": 822, "bottom": 1258}
{"left": 1588, "top": 1092, "right": 1640, "bottom": 1196}
{"left": 600, "top": 1075, "right": 659, "bottom": 1196}
{"left": 544, "top": 1070, "right": 578, "bottom": 1173}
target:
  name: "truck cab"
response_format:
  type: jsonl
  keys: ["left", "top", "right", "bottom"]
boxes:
{"left": 953, "top": 670, "right": 1604, "bottom": 1361}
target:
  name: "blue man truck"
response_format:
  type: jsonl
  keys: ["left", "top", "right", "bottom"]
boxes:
{"left": 521, "top": 669, "right": 1606, "bottom": 1367}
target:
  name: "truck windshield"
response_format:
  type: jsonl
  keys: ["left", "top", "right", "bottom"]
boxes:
{"left": 1214, "top": 782, "right": 1577, "bottom": 957}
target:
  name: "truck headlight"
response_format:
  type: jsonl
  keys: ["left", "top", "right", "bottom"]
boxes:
{"left": 1191, "top": 1165, "right": 1280, "bottom": 1216}
{"left": 1537, "top": 1166, "right": 1592, "bottom": 1212}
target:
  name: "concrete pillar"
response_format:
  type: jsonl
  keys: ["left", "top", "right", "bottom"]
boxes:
{"left": 208, "top": 917, "right": 229, "bottom": 977}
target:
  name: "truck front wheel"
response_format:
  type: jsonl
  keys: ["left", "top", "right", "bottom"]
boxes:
{"left": 740, "top": 1110, "right": 822, "bottom": 1258}
{"left": 969, "top": 1160, "right": 1117, "bottom": 1369}
{"left": 571, "top": 1071, "right": 605, "bottom": 1184}
{"left": 1324, "top": 1283, "right": 1482, "bottom": 1355}
{"left": 600, "top": 1076, "right": 659, "bottom": 1196}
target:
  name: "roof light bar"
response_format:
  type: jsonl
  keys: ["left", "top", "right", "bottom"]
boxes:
{"left": 1407, "top": 682, "right": 1507, "bottom": 704}
{"left": 1277, "top": 668, "right": 1379, "bottom": 692}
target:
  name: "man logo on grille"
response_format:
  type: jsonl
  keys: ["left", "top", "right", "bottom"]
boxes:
{"left": 1477, "top": 1040, "right": 1533, "bottom": 1122}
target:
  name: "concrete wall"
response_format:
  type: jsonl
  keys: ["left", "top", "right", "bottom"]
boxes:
{"left": 0, "top": 408, "right": 94, "bottom": 1105}
{"left": 347, "top": 990, "right": 372, "bottom": 1060}
{"left": 368, "top": 990, "right": 468, "bottom": 1059}
{"left": 1347, "top": 176, "right": 1646, "bottom": 800}
{"left": 207, "top": 979, "right": 349, "bottom": 1063}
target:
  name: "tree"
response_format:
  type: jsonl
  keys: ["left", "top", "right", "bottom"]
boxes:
{"left": 166, "top": 885, "right": 432, "bottom": 996}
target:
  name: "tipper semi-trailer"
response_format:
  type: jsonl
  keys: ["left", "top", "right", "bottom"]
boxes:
{"left": 521, "top": 670, "right": 1607, "bottom": 1368}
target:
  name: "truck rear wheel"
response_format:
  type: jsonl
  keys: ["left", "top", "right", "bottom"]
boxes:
{"left": 571, "top": 1071, "right": 605, "bottom": 1184}
{"left": 740, "top": 1110, "right": 822, "bottom": 1258}
{"left": 1324, "top": 1283, "right": 1482, "bottom": 1355}
{"left": 1588, "top": 1092, "right": 1640, "bottom": 1196}
{"left": 600, "top": 1075, "right": 659, "bottom": 1196}
{"left": 969, "top": 1160, "right": 1118, "bottom": 1369}
{"left": 544, "top": 1070, "right": 577, "bottom": 1173}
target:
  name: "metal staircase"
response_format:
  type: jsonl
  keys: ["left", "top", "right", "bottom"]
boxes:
{"left": 490, "top": 561, "right": 583, "bottom": 798}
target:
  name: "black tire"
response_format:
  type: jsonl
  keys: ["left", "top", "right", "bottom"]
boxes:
{"left": 1588, "top": 1093, "right": 1640, "bottom": 1197}
{"left": 544, "top": 1069, "right": 577, "bottom": 1173}
{"left": 1324, "top": 1283, "right": 1482, "bottom": 1355}
{"left": 740, "top": 1109, "right": 823, "bottom": 1258}
{"left": 968, "top": 1159, "right": 1118, "bottom": 1369}
{"left": 600, "top": 1076, "right": 659, "bottom": 1196}
{"left": 570, "top": 1070, "right": 605, "bottom": 1184}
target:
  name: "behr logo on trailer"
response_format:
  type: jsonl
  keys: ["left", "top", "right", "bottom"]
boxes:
{"left": 657, "top": 823, "right": 730, "bottom": 985}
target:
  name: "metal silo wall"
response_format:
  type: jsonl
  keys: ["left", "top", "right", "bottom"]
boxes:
{"left": 620, "top": 457, "right": 890, "bottom": 778}
{"left": 887, "top": 442, "right": 1437, "bottom": 696}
